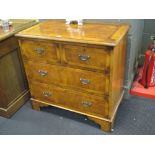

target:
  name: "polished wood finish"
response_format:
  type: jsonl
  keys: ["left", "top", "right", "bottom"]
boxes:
{"left": 24, "top": 61, "right": 109, "bottom": 95}
{"left": 16, "top": 20, "right": 129, "bottom": 46}
{"left": 19, "top": 39, "right": 60, "bottom": 63}
{"left": 109, "top": 36, "right": 127, "bottom": 117}
{"left": 30, "top": 81, "right": 108, "bottom": 117}
{"left": 16, "top": 20, "right": 129, "bottom": 132}
{"left": 62, "top": 44, "right": 111, "bottom": 71}
{"left": 0, "top": 20, "right": 38, "bottom": 117}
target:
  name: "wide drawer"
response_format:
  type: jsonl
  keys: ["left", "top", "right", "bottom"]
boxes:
{"left": 19, "top": 39, "right": 59, "bottom": 63}
{"left": 62, "top": 44, "right": 111, "bottom": 71}
{"left": 24, "top": 61, "right": 109, "bottom": 95}
{"left": 30, "top": 81, "right": 108, "bottom": 117}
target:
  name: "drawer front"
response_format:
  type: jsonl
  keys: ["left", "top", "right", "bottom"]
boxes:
{"left": 30, "top": 82, "right": 108, "bottom": 117}
{"left": 19, "top": 40, "right": 59, "bottom": 63}
{"left": 24, "top": 61, "right": 109, "bottom": 95}
{"left": 63, "top": 44, "right": 111, "bottom": 71}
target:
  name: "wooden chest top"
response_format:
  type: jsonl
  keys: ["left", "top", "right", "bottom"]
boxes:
{"left": 16, "top": 20, "right": 129, "bottom": 46}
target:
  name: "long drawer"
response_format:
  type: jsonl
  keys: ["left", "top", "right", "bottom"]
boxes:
{"left": 19, "top": 39, "right": 59, "bottom": 63}
{"left": 24, "top": 61, "right": 109, "bottom": 95}
{"left": 30, "top": 81, "right": 108, "bottom": 117}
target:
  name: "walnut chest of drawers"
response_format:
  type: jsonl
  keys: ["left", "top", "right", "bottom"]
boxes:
{"left": 16, "top": 20, "right": 129, "bottom": 132}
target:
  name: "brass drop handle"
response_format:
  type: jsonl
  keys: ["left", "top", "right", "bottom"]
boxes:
{"left": 80, "top": 78, "right": 91, "bottom": 85}
{"left": 79, "top": 54, "right": 90, "bottom": 61}
{"left": 42, "top": 91, "right": 52, "bottom": 97}
{"left": 35, "top": 47, "right": 44, "bottom": 54}
{"left": 81, "top": 101, "right": 92, "bottom": 107}
{"left": 38, "top": 70, "right": 48, "bottom": 76}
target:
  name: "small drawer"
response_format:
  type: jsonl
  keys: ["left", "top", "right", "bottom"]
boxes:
{"left": 19, "top": 39, "right": 59, "bottom": 63}
{"left": 30, "top": 82, "right": 108, "bottom": 117}
{"left": 24, "top": 61, "right": 109, "bottom": 95}
{"left": 62, "top": 44, "right": 111, "bottom": 71}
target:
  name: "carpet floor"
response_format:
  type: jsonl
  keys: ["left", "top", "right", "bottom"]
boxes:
{"left": 0, "top": 96, "right": 155, "bottom": 135}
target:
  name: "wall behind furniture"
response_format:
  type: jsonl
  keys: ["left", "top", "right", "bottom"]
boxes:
{"left": 141, "top": 19, "right": 155, "bottom": 58}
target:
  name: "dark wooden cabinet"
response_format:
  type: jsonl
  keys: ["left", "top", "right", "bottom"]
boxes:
{"left": 0, "top": 19, "right": 37, "bottom": 117}
{"left": 0, "top": 37, "right": 29, "bottom": 117}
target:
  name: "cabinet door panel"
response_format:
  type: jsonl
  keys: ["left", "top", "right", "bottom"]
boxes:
{"left": 0, "top": 49, "right": 27, "bottom": 108}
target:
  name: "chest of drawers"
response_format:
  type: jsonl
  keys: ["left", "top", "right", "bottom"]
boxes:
{"left": 16, "top": 20, "right": 129, "bottom": 132}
